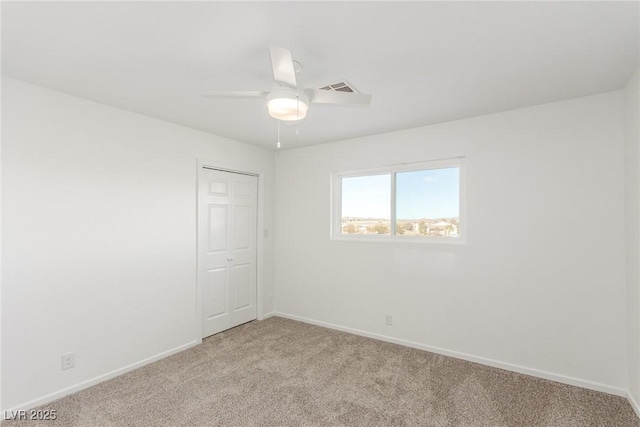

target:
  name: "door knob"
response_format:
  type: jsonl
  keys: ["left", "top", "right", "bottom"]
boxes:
{"left": 227, "top": 257, "right": 233, "bottom": 261}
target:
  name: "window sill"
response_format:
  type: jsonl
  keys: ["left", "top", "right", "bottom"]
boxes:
{"left": 330, "top": 235, "right": 467, "bottom": 245}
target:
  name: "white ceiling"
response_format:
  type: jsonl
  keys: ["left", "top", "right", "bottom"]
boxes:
{"left": 2, "top": 2, "right": 638, "bottom": 150}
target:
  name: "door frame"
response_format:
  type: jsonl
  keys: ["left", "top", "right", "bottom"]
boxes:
{"left": 196, "top": 158, "right": 266, "bottom": 340}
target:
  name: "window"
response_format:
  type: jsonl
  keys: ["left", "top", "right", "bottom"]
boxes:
{"left": 332, "top": 158, "right": 464, "bottom": 242}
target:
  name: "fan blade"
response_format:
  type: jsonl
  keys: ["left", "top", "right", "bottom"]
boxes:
{"left": 306, "top": 89, "right": 372, "bottom": 107}
{"left": 202, "top": 91, "right": 268, "bottom": 99}
{"left": 270, "top": 45, "right": 297, "bottom": 88}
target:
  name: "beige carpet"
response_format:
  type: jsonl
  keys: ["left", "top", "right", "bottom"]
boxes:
{"left": 3, "top": 317, "right": 638, "bottom": 426}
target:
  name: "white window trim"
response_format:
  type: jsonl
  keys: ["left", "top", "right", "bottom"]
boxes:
{"left": 331, "top": 157, "right": 466, "bottom": 244}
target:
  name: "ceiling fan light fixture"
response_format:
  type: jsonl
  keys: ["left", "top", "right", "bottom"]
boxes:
{"left": 267, "top": 98, "right": 308, "bottom": 121}
{"left": 267, "top": 86, "right": 308, "bottom": 121}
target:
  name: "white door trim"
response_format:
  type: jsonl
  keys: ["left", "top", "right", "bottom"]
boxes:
{"left": 196, "top": 158, "right": 266, "bottom": 340}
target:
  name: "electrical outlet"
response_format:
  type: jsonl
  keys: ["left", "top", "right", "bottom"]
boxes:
{"left": 61, "top": 352, "right": 75, "bottom": 370}
{"left": 385, "top": 314, "right": 393, "bottom": 326}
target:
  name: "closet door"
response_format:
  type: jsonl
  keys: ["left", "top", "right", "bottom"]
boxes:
{"left": 199, "top": 168, "right": 257, "bottom": 338}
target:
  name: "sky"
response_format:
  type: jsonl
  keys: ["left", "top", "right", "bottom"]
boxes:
{"left": 341, "top": 167, "right": 459, "bottom": 219}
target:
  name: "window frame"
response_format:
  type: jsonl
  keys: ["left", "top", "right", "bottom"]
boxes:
{"left": 331, "top": 157, "right": 466, "bottom": 244}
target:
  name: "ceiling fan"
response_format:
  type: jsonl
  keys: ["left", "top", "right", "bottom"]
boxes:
{"left": 203, "top": 45, "right": 372, "bottom": 145}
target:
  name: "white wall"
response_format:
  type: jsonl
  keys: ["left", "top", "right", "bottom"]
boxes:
{"left": 275, "top": 91, "right": 627, "bottom": 394}
{"left": 1, "top": 77, "right": 275, "bottom": 410}
{"left": 625, "top": 68, "right": 640, "bottom": 411}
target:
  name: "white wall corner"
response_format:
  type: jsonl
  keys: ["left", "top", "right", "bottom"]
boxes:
{"left": 629, "top": 391, "right": 640, "bottom": 421}
{"left": 624, "top": 66, "right": 640, "bottom": 411}
{"left": 0, "top": 44, "right": 4, "bottom": 415}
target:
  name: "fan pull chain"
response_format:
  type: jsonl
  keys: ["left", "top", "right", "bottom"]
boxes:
{"left": 276, "top": 120, "right": 281, "bottom": 149}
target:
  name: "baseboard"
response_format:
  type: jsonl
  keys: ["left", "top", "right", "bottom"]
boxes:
{"left": 261, "top": 311, "right": 276, "bottom": 319}
{"left": 628, "top": 391, "right": 640, "bottom": 420}
{"left": 3, "top": 339, "right": 201, "bottom": 414}
{"left": 274, "top": 312, "right": 627, "bottom": 397}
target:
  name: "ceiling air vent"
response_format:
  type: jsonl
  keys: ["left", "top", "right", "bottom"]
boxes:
{"left": 318, "top": 80, "right": 359, "bottom": 93}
